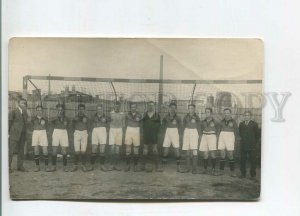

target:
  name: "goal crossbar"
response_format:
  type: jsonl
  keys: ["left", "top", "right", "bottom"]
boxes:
{"left": 23, "top": 75, "right": 262, "bottom": 85}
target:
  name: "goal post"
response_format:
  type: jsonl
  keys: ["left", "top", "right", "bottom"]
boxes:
{"left": 18, "top": 74, "right": 262, "bottom": 158}
{"left": 22, "top": 75, "right": 263, "bottom": 125}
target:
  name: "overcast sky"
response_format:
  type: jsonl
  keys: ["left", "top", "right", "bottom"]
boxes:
{"left": 9, "top": 38, "right": 263, "bottom": 91}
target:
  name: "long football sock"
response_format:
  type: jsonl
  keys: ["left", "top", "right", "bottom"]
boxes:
{"left": 126, "top": 155, "right": 131, "bottom": 165}
{"left": 176, "top": 156, "right": 181, "bottom": 166}
{"left": 81, "top": 154, "right": 87, "bottom": 165}
{"left": 52, "top": 155, "right": 57, "bottom": 166}
{"left": 229, "top": 159, "right": 235, "bottom": 171}
{"left": 203, "top": 159, "right": 208, "bottom": 170}
{"left": 63, "top": 155, "right": 68, "bottom": 166}
{"left": 90, "top": 153, "right": 97, "bottom": 165}
{"left": 99, "top": 154, "right": 105, "bottom": 165}
{"left": 162, "top": 156, "right": 167, "bottom": 164}
{"left": 211, "top": 158, "right": 216, "bottom": 169}
{"left": 44, "top": 155, "right": 49, "bottom": 166}
{"left": 133, "top": 155, "right": 139, "bottom": 166}
{"left": 74, "top": 154, "right": 79, "bottom": 165}
{"left": 34, "top": 155, "right": 40, "bottom": 166}
{"left": 220, "top": 159, "right": 226, "bottom": 170}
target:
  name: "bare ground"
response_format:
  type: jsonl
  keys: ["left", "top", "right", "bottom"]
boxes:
{"left": 9, "top": 158, "right": 260, "bottom": 201}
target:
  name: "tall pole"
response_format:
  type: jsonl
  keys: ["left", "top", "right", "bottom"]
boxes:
{"left": 22, "top": 76, "right": 29, "bottom": 156}
{"left": 158, "top": 55, "right": 163, "bottom": 113}
{"left": 48, "top": 74, "right": 51, "bottom": 95}
{"left": 22, "top": 76, "right": 28, "bottom": 99}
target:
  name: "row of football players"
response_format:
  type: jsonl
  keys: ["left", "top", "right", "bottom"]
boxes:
{"left": 9, "top": 99, "right": 260, "bottom": 178}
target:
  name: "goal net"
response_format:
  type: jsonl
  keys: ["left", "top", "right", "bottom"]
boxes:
{"left": 21, "top": 75, "right": 262, "bottom": 125}
{"left": 7, "top": 75, "right": 262, "bottom": 157}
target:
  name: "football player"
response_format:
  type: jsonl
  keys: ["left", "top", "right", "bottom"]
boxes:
{"left": 90, "top": 104, "right": 111, "bottom": 171}
{"left": 31, "top": 105, "right": 50, "bottom": 172}
{"left": 124, "top": 103, "right": 143, "bottom": 172}
{"left": 199, "top": 107, "right": 219, "bottom": 175}
{"left": 50, "top": 104, "right": 70, "bottom": 172}
{"left": 70, "top": 104, "right": 91, "bottom": 172}
{"left": 108, "top": 101, "right": 126, "bottom": 171}
{"left": 181, "top": 104, "right": 201, "bottom": 174}
{"left": 218, "top": 108, "right": 239, "bottom": 177}
{"left": 162, "top": 102, "right": 182, "bottom": 172}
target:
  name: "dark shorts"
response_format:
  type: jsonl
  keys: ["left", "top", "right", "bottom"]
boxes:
{"left": 143, "top": 129, "right": 159, "bottom": 144}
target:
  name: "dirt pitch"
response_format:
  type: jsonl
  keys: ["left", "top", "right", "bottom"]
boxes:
{"left": 9, "top": 158, "right": 260, "bottom": 200}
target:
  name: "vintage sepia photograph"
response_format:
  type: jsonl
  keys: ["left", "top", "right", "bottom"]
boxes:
{"left": 8, "top": 38, "right": 263, "bottom": 200}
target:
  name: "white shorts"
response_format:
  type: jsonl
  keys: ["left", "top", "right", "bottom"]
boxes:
{"left": 92, "top": 127, "right": 107, "bottom": 145}
{"left": 199, "top": 133, "right": 217, "bottom": 151}
{"left": 182, "top": 128, "right": 199, "bottom": 150}
{"left": 32, "top": 130, "right": 48, "bottom": 147}
{"left": 109, "top": 128, "right": 123, "bottom": 146}
{"left": 124, "top": 127, "right": 140, "bottom": 146}
{"left": 218, "top": 131, "right": 235, "bottom": 151}
{"left": 74, "top": 130, "right": 88, "bottom": 152}
{"left": 163, "top": 128, "right": 180, "bottom": 148}
{"left": 52, "top": 129, "right": 69, "bottom": 147}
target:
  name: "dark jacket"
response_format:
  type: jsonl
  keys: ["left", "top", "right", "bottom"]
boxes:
{"left": 239, "top": 120, "right": 260, "bottom": 150}
{"left": 9, "top": 108, "right": 28, "bottom": 142}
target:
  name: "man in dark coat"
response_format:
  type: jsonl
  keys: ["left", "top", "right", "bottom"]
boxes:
{"left": 9, "top": 97, "right": 30, "bottom": 172}
{"left": 239, "top": 111, "right": 260, "bottom": 179}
